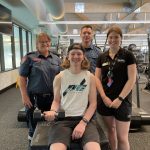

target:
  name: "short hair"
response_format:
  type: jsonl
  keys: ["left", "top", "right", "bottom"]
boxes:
{"left": 107, "top": 25, "right": 123, "bottom": 38}
{"left": 81, "top": 25, "right": 93, "bottom": 31}
{"left": 36, "top": 32, "right": 51, "bottom": 44}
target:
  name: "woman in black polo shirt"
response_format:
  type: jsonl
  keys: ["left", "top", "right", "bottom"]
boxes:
{"left": 95, "top": 25, "right": 137, "bottom": 150}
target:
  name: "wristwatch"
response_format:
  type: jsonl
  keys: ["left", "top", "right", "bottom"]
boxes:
{"left": 82, "top": 117, "right": 89, "bottom": 124}
{"left": 118, "top": 96, "right": 124, "bottom": 102}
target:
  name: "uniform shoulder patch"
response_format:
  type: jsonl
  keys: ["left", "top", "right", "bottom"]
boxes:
{"left": 32, "top": 57, "right": 41, "bottom": 62}
{"left": 21, "top": 56, "right": 28, "bottom": 64}
{"left": 21, "top": 52, "right": 36, "bottom": 64}
{"left": 27, "top": 51, "right": 36, "bottom": 56}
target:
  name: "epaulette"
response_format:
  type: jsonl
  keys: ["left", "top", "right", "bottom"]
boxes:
{"left": 27, "top": 51, "right": 36, "bottom": 56}
{"left": 51, "top": 51, "right": 60, "bottom": 57}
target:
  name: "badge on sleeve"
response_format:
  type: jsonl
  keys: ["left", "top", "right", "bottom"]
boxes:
{"left": 32, "top": 58, "right": 42, "bottom": 62}
{"left": 21, "top": 56, "right": 27, "bottom": 64}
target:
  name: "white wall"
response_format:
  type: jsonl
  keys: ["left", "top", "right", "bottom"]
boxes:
{"left": 0, "top": 69, "right": 18, "bottom": 91}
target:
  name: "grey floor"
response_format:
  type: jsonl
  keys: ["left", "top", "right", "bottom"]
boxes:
{"left": 0, "top": 87, "right": 28, "bottom": 150}
{"left": 0, "top": 75, "right": 150, "bottom": 150}
{"left": 129, "top": 75, "right": 150, "bottom": 150}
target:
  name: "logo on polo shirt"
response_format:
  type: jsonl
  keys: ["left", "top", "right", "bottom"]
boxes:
{"left": 117, "top": 59, "right": 125, "bottom": 63}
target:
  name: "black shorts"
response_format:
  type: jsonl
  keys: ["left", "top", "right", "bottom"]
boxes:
{"left": 48, "top": 119, "right": 100, "bottom": 148}
{"left": 97, "top": 96, "right": 132, "bottom": 121}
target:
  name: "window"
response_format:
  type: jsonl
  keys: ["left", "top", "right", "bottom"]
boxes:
{"left": 3, "top": 34, "right": 13, "bottom": 70}
{"left": 28, "top": 32, "right": 32, "bottom": 52}
{"left": 22, "top": 29, "right": 27, "bottom": 56}
{"left": 0, "top": 62, "right": 1, "bottom": 72}
{"left": 14, "top": 25, "right": 21, "bottom": 67}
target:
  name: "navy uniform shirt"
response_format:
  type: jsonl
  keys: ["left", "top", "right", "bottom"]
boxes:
{"left": 19, "top": 51, "right": 61, "bottom": 94}
{"left": 96, "top": 48, "right": 136, "bottom": 103}
{"left": 84, "top": 44, "right": 102, "bottom": 73}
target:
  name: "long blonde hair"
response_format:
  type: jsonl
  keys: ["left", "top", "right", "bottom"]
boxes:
{"left": 61, "top": 43, "right": 90, "bottom": 69}
{"left": 61, "top": 56, "right": 90, "bottom": 69}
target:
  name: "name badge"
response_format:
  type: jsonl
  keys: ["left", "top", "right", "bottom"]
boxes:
{"left": 102, "top": 62, "right": 109, "bottom": 66}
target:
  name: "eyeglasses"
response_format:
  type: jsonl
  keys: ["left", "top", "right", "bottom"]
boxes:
{"left": 39, "top": 41, "right": 50, "bottom": 44}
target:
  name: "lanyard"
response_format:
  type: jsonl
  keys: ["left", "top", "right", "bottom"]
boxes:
{"left": 107, "top": 56, "right": 118, "bottom": 87}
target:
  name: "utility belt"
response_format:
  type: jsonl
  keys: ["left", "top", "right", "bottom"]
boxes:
{"left": 29, "top": 92, "right": 53, "bottom": 98}
{"left": 29, "top": 92, "right": 54, "bottom": 109}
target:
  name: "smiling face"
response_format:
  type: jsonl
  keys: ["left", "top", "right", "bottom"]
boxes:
{"left": 68, "top": 49, "right": 84, "bottom": 67}
{"left": 107, "top": 31, "right": 122, "bottom": 50}
{"left": 80, "top": 27, "right": 93, "bottom": 44}
{"left": 36, "top": 33, "right": 51, "bottom": 53}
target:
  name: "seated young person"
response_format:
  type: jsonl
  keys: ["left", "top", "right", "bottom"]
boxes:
{"left": 43, "top": 43, "right": 101, "bottom": 150}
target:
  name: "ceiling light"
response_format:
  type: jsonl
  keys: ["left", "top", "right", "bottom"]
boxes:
{"left": 39, "top": 20, "right": 150, "bottom": 25}
{"left": 73, "top": 29, "right": 78, "bottom": 34}
{"left": 59, "top": 34, "right": 147, "bottom": 37}
{"left": 75, "top": 3, "right": 84, "bottom": 13}
{"left": 0, "top": 21, "right": 12, "bottom": 24}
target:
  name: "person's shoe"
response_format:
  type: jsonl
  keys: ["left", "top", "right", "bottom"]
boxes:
{"left": 28, "top": 135, "right": 32, "bottom": 141}
{"left": 28, "top": 140, "right": 31, "bottom": 150}
{"left": 28, "top": 135, "right": 32, "bottom": 150}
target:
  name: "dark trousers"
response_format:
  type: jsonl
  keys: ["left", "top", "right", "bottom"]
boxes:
{"left": 26, "top": 93, "right": 53, "bottom": 137}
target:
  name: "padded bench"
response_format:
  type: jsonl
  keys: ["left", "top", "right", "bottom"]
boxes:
{"left": 31, "top": 119, "right": 110, "bottom": 150}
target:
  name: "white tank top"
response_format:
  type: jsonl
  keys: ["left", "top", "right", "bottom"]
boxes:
{"left": 60, "top": 69, "right": 90, "bottom": 117}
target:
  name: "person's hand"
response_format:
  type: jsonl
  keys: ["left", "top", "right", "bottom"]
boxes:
{"left": 102, "top": 96, "right": 112, "bottom": 108}
{"left": 22, "top": 94, "right": 32, "bottom": 108}
{"left": 109, "top": 98, "right": 122, "bottom": 109}
{"left": 72, "top": 120, "right": 86, "bottom": 140}
{"left": 43, "top": 110, "right": 56, "bottom": 121}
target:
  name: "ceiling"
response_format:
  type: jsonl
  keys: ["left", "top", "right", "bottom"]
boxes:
{"left": 1, "top": 0, "right": 150, "bottom": 48}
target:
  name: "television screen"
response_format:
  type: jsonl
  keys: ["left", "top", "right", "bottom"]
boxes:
{"left": 0, "top": 4, "right": 12, "bottom": 35}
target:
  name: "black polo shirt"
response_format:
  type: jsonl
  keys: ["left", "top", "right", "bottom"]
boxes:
{"left": 19, "top": 51, "right": 61, "bottom": 94}
{"left": 96, "top": 48, "right": 136, "bottom": 101}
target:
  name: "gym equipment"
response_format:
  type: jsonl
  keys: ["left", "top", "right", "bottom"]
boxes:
{"left": 144, "top": 34, "right": 150, "bottom": 90}
{"left": 18, "top": 89, "right": 150, "bottom": 130}
{"left": 130, "top": 107, "right": 150, "bottom": 129}
{"left": 30, "top": 119, "right": 110, "bottom": 150}
{"left": 18, "top": 107, "right": 150, "bottom": 130}
{"left": 17, "top": 107, "right": 27, "bottom": 122}
{"left": 128, "top": 43, "right": 136, "bottom": 52}
{"left": 129, "top": 65, "right": 150, "bottom": 129}
{"left": 33, "top": 108, "right": 45, "bottom": 122}
{"left": 17, "top": 107, "right": 65, "bottom": 122}
{"left": 33, "top": 108, "right": 65, "bottom": 122}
